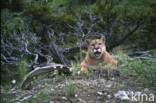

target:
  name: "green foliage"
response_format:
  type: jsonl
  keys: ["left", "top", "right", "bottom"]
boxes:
{"left": 17, "top": 59, "right": 27, "bottom": 80}
{"left": 71, "top": 61, "right": 81, "bottom": 70}
{"left": 124, "top": 58, "right": 156, "bottom": 87}
{"left": 123, "top": 0, "right": 155, "bottom": 7}
{"left": 24, "top": 5, "right": 54, "bottom": 24}
{"left": 1, "top": 9, "right": 26, "bottom": 32}
{"left": 112, "top": 46, "right": 129, "bottom": 64}
{"left": 49, "top": 0, "right": 69, "bottom": 15}
{"left": 64, "top": 79, "right": 77, "bottom": 97}
{"left": 1, "top": 0, "right": 156, "bottom": 88}
{"left": 1, "top": 82, "right": 15, "bottom": 103}
{"left": 113, "top": 47, "right": 156, "bottom": 87}
{"left": 27, "top": 89, "right": 51, "bottom": 103}
{"left": 2, "top": 0, "right": 155, "bottom": 50}
{"left": 1, "top": 0, "right": 26, "bottom": 11}
{"left": 91, "top": 0, "right": 155, "bottom": 49}
{"left": 134, "top": 4, "right": 156, "bottom": 49}
{"left": 23, "top": 3, "right": 77, "bottom": 34}
{"left": 10, "top": 0, "right": 26, "bottom": 12}
{"left": 53, "top": 74, "right": 67, "bottom": 83}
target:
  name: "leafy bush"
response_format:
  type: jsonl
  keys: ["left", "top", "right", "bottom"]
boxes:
{"left": 133, "top": 3, "right": 156, "bottom": 49}
{"left": 125, "top": 58, "right": 156, "bottom": 87}
{"left": 91, "top": 0, "right": 153, "bottom": 49}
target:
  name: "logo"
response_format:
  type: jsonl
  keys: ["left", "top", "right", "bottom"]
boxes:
{"left": 115, "top": 90, "right": 155, "bottom": 102}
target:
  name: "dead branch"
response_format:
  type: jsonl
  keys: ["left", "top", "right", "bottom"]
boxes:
{"left": 128, "top": 51, "right": 151, "bottom": 57}
{"left": 20, "top": 63, "right": 72, "bottom": 89}
{"left": 1, "top": 28, "right": 53, "bottom": 69}
{"left": 127, "top": 51, "right": 156, "bottom": 61}
{"left": 62, "top": 41, "right": 87, "bottom": 54}
{"left": 44, "top": 27, "right": 70, "bottom": 65}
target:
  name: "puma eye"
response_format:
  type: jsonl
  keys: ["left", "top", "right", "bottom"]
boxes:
{"left": 91, "top": 44, "right": 94, "bottom": 46}
{"left": 99, "top": 43, "right": 102, "bottom": 45}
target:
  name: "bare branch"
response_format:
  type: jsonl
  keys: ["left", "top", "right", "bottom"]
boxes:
{"left": 20, "top": 63, "right": 72, "bottom": 89}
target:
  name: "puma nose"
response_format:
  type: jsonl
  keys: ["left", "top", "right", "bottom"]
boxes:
{"left": 95, "top": 44, "right": 99, "bottom": 49}
{"left": 95, "top": 47, "right": 99, "bottom": 49}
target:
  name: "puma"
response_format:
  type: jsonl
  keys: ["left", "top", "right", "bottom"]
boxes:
{"left": 81, "top": 36, "right": 117, "bottom": 72}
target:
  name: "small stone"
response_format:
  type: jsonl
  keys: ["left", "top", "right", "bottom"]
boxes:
{"left": 97, "top": 91, "right": 103, "bottom": 96}
{"left": 107, "top": 95, "right": 111, "bottom": 99}
{"left": 111, "top": 77, "right": 115, "bottom": 81}
{"left": 105, "top": 101, "right": 109, "bottom": 103}
{"left": 114, "top": 90, "right": 130, "bottom": 100}
{"left": 12, "top": 80, "right": 16, "bottom": 84}
{"left": 69, "top": 67, "right": 72, "bottom": 72}
{"left": 49, "top": 101, "right": 54, "bottom": 103}
{"left": 104, "top": 92, "right": 107, "bottom": 95}
{"left": 75, "top": 94, "right": 78, "bottom": 98}
{"left": 62, "top": 96, "right": 67, "bottom": 100}
{"left": 144, "top": 88, "right": 149, "bottom": 92}
{"left": 60, "top": 65, "right": 63, "bottom": 68}
{"left": 105, "top": 84, "right": 111, "bottom": 88}
{"left": 78, "top": 98, "right": 85, "bottom": 103}
{"left": 51, "top": 88, "right": 54, "bottom": 91}
{"left": 103, "top": 88, "right": 109, "bottom": 91}
{"left": 119, "top": 84, "right": 125, "bottom": 88}
{"left": 135, "top": 91, "right": 142, "bottom": 95}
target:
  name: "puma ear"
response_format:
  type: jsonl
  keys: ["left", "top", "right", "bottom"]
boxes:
{"left": 86, "top": 39, "right": 91, "bottom": 46}
{"left": 101, "top": 36, "right": 106, "bottom": 43}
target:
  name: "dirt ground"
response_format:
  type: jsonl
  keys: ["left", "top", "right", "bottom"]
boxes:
{"left": 7, "top": 67, "right": 156, "bottom": 103}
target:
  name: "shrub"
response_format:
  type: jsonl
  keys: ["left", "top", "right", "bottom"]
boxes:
{"left": 18, "top": 59, "right": 27, "bottom": 80}
{"left": 125, "top": 58, "right": 156, "bottom": 87}
{"left": 64, "top": 79, "right": 77, "bottom": 97}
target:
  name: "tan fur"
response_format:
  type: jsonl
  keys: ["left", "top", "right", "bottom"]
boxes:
{"left": 81, "top": 37, "right": 117, "bottom": 72}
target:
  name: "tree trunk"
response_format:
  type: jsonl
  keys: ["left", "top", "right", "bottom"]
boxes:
{"left": 43, "top": 25, "right": 70, "bottom": 66}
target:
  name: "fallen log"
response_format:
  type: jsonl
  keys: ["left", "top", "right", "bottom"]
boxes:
{"left": 127, "top": 51, "right": 151, "bottom": 57}
{"left": 20, "top": 63, "right": 72, "bottom": 89}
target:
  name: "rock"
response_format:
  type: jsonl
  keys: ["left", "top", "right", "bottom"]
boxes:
{"left": 103, "top": 88, "right": 109, "bottom": 92}
{"left": 75, "top": 94, "right": 78, "bottom": 98}
{"left": 105, "top": 84, "right": 111, "bottom": 88}
{"left": 105, "top": 101, "right": 109, "bottom": 103}
{"left": 97, "top": 96, "right": 100, "bottom": 99}
{"left": 49, "top": 101, "right": 54, "bottom": 103}
{"left": 62, "top": 96, "right": 67, "bottom": 100}
{"left": 114, "top": 91, "right": 130, "bottom": 100}
{"left": 12, "top": 80, "right": 16, "bottom": 84}
{"left": 111, "top": 77, "right": 115, "bottom": 81}
{"left": 135, "top": 91, "right": 142, "bottom": 95}
{"left": 104, "top": 92, "right": 107, "bottom": 95}
{"left": 78, "top": 98, "right": 86, "bottom": 103}
{"left": 107, "top": 95, "right": 111, "bottom": 99}
{"left": 144, "top": 88, "right": 149, "bottom": 92}
{"left": 119, "top": 84, "right": 125, "bottom": 88}
{"left": 114, "top": 90, "right": 143, "bottom": 101}
{"left": 97, "top": 91, "right": 103, "bottom": 96}
{"left": 51, "top": 88, "right": 54, "bottom": 91}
